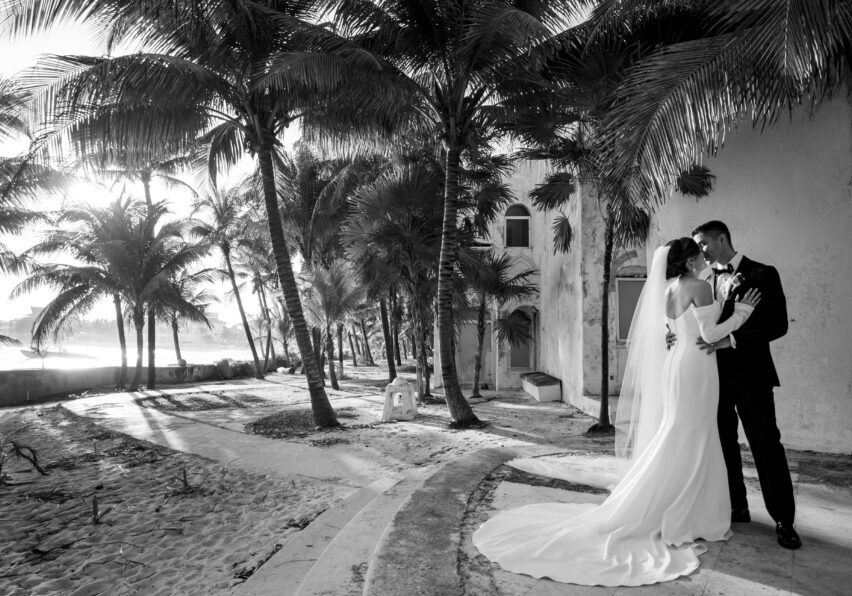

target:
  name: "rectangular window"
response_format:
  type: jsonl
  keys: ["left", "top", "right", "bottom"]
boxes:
{"left": 616, "top": 278, "right": 646, "bottom": 341}
{"left": 505, "top": 219, "right": 529, "bottom": 247}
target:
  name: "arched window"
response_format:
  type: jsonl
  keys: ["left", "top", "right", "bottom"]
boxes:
{"left": 505, "top": 205, "right": 530, "bottom": 247}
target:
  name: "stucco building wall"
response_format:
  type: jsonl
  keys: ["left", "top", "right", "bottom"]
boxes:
{"left": 436, "top": 94, "right": 851, "bottom": 454}
{"left": 650, "top": 94, "right": 852, "bottom": 454}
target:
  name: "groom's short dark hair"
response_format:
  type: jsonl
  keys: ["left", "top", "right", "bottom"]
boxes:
{"left": 692, "top": 220, "right": 732, "bottom": 244}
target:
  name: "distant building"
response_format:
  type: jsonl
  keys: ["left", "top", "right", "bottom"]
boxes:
{"left": 0, "top": 306, "right": 44, "bottom": 345}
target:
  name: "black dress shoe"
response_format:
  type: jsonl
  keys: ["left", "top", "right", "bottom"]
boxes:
{"left": 731, "top": 508, "right": 751, "bottom": 523}
{"left": 776, "top": 522, "right": 802, "bottom": 549}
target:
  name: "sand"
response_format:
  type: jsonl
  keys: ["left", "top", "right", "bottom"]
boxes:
{"left": 0, "top": 365, "right": 608, "bottom": 595}
{"left": 0, "top": 407, "right": 338, "bottom": 596}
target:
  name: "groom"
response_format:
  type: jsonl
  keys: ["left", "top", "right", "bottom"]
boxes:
{"left": 691, "top": 220, "right": 801, "bottom": 550}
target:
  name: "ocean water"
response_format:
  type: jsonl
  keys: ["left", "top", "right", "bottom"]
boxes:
{"left": 0, "top": 343, "right": 258, "bottom": 371}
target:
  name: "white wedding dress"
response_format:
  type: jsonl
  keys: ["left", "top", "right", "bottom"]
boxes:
{"left": 472, "top": 286, "right": 754, "bottom": 586}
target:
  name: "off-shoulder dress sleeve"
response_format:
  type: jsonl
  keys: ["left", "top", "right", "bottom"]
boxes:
{"left": 692, "top": 302, "right": 755, "bottom": 344}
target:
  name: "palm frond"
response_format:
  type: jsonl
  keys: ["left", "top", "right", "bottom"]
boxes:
{"left": 551, "top": 213, "right": 573, "bottom": 254}
{"left": 529, "top": 171, "right": 577, "bottom": 211}
{"left": 494, "top": 309, "right": 533, "bottom": 347}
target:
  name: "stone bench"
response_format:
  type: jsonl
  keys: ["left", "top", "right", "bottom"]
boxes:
{"left": 519, "top": 371, "right": 562, "bottom": 402}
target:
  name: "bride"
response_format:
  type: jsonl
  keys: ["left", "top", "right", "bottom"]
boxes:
{"left": 472, "top": 239, "right": 762, "bottom": 586}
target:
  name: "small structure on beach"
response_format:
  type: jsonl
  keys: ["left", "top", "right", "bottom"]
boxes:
{"left": 381, "top": 377, "right": 417, "bottom": 423}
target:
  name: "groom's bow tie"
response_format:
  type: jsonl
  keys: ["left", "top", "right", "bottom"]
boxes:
{"left": 713, "top": 264, "right": 734, "bottom": 276}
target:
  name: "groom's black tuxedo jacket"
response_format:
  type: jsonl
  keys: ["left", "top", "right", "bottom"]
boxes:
{"left": 717, "top": 256, "right": 788, "bottom": 388}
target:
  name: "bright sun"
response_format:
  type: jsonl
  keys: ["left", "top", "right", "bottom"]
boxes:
{"left": 66, "top": 180, "right": 117, "bottom": 210}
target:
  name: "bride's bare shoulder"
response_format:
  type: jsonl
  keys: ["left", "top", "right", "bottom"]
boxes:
{"left": 679, "top": 277, "right": 713, "bottom": 305}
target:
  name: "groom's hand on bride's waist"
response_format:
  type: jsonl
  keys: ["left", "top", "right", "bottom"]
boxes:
{"left": 697, "top": 337, "right": 731, "bottom": 354}
{"left": 665, "top": 332, "right": 676, "bottom": 350}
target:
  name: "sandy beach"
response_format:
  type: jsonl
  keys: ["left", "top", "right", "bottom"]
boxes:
{"left": 0, "top": 406, "right": 340, "bottom": 596}
{"left": 0, "top": 365, "right": 606, "bottom": 595}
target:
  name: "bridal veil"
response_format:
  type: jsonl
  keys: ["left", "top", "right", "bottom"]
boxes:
{"left": 614, "top": 245, "right": 670, "bottom": 462}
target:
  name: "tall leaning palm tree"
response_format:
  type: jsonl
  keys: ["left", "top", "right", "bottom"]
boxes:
{"left": 325, "top": 0, "right": 590, "bottom": 426}
{"left": 10, "top": 0, "right": 345, "bottom": 426}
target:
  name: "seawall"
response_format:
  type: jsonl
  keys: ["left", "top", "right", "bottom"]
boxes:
{"left": 0, "top": 364, "right": 220, "bottom": 407}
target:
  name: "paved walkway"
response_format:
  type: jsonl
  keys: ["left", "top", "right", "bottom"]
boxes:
{"left": 57, "top": 376, "right": 852, "bottom": 595}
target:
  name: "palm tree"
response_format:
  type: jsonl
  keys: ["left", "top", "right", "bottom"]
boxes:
{"left": 231, "top": 229, "right": 281, "bottom": 372}
{"left": 358, "top": 313, "right": 376, "bottom": 366}
{"left": 14, "top": 198, "right": 139, "bottom": 388}
{"left": 274, "top": 145, "right": 363, "bottom": 270}
{"left": 302, "top": 262, "right": 365, "bottom": 390}
{"left": 11, "top": 0, "right": 345, "bottom": 426}
{"left": 343, "top": 160, "right": 443, "bottom": 395}
{"left": 587, "top": 0, "right": 852, "bottom": 206}
{"left": 0, "top": 77, "right": 70, "bottom": 345}
{"left": 104, "top": 200, "right": 208, "bottom": 390}
{"left": 511, "top": 27, "right": 718, "bottom": 430}
{"left": 327, "top": 0, "right": 587, "bottom": 426}
{"left": 190, "top": 187, "right": 264, "bottom": 379}
{"left": 462, "top": 251, "right": 538, "bottom": 398}
{"left": 158, "top": 268, "right": 217, "bottom": 367}
{"left": 14, "top": 198, "right": 207, "bottom": 390}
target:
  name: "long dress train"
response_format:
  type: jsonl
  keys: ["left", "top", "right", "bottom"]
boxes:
{"left": 472, "top": 300, "right": 753, "bottom": 586}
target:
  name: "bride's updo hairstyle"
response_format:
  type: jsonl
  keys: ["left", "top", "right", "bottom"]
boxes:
{"left": 665, "top": 237, "right": 701, "bottom": 278}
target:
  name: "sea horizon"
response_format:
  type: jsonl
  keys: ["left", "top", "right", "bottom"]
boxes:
{"left": 0, "top": 341, "right": 260, "bottom": 371}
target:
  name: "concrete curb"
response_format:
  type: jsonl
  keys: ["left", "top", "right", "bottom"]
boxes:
{"left": 237, "top": 477, "right": 400, "bottom": 596}
{"left": 363, "top": 448, "right": 517, "bottom": 596}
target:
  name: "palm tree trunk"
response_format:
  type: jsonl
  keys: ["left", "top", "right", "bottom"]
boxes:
{"left": 257, "top": 146, "right": 337, "bottom": 427}
{"left": 142, "top": 175, "right": 153, "bottom": 210}
{"left": 597, "top": 205, "right": 616, "bottom": 430}
{"left": 422, "top": 335, "right": 432, "bottom": 397}
{"left": 351, "top": 326, "right": 362, "bottom": 357}
{"left": 224, "top": 249, "right": 264, "bottom": 379}
{"left": 312, "top": 327, "right": 324, "bottom": 378}
{"left": 390, "top": 288, "right": 402, "bottom": 366}
{"left": 471, "top": 293, "right": 487, "bottom": 398}
{"left": 171, "top": 316, "right": 183, "bottom": 364}
{"left": 113, "top": 293, "right": 127, "bottom": 390}
{"left": 379, "top": 297, "right": 397, "bottom": 383}
{"left": 360, "top": 318, "right": 374, "bottom": 365}
{"left": 257, "top": 292, "right": 271, "bottom": 373}
{"left": 263, "top": 327, "right": 273, "bottom": 373}
{"left": 437, "top": 145, "right": 479, "bottom": 424}
{"left": 412, "top": 306, "right": 428, "bottom": 403}
{"left": 258, "top": 282, "right": 276, "bottom": 371}
{"left": 147, "top": 309, "right": 156, "bottom": 389}
{"left": 129, "top": 312, "right": 144, "bottom": 391}
{"left": 348, "top": 329, "right": 358, "bottom": 367}
{"left": 326, "top": 323, "right": 339, "bottom": 390}
{"left": 281, "top": 330, "right": 291, "bottom": 366}
{"left": 337, "top": 323, "right": 344, "bottom": 379}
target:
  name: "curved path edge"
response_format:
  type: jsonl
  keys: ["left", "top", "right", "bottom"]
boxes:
{"left": 363, "top": 447, "right": 518, "bottom": 596}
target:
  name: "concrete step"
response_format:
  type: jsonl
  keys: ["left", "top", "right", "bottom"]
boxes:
{"left": 363, "top": 449, "right": 517, "bottom": 596}
{"left": 235, "top": 471, "right": 428, "bottom": 596}
{"left": 295, "top": 469, "right": 431, "bottom": 595}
